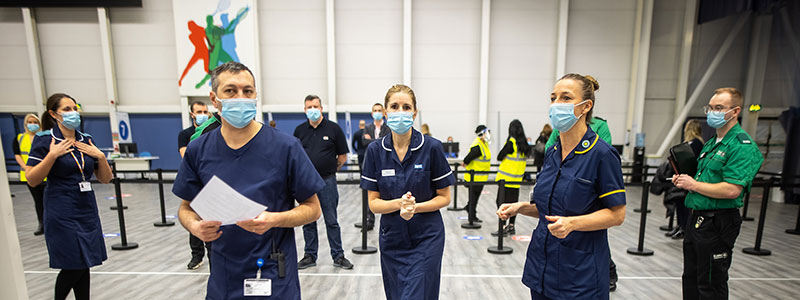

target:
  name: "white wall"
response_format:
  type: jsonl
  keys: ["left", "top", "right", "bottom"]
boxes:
{"left": 0, "top": 8, "right": 34, "bottom": 111}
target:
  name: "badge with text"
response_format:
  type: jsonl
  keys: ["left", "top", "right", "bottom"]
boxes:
{"left": 79, "top": 181, "right": 93, "bottom": 192}
{"left": 244, "top": 258, "right": 271, "bottom": 296}
{"left": 382, "top": 169, "right": 396, "bottom": 177}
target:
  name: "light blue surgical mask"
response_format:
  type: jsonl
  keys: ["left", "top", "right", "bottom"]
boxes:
{"left": 706, "top": 109, "right": 733, "bottom": 129}
{"left": 60, "top": 111, "right": 81, "bottom": 130}
{"left": 27, "top": 123, "right": 40, "bottom": 132}
{"left": 386, "top": 111, "right": 414, "bottom": 134}
{"left": 219, "top": 98, "right": 257, "bottom": 129}
{"left": 306, "top": 108, "right": 321, "bottom": 121}
{"left": 194, "top": 114, "right": 209, "bottom": 125}
{"left": 372, "top": 112, "right": 383, "bottom": 121}
{"left": 548, "top": 100, "right": 588, "bottom": 133}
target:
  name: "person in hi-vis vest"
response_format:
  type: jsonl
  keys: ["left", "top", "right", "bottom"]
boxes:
{"left": 13, "top": 113, "right": 46, "bottom": 235}
{"left": 493, "top": 120, "right": 532, "bottom": 237}
{"left": 461, "top": 125, "right": 491, "bottom": 224}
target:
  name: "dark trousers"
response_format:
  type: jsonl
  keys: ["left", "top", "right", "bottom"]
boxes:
{"left": 496, "top": 187, "right": 519, "bottom": 226}
{"left": 467, "top": 185, "right": 484, "bottom": 223}
{"left": 189, "top": 234, "right": 211, "bottom": 260}
{"left": 28, "top": 183, "right": 45, "bottom": 225}
{"left": 682, "top": 210, "right": 742, "bottom": 300}
{"left": 358, "top": 155, "right": 375, "bottom": 225}
{"left": 610, "top": 256, "right": 618, "bottom": 282}
{"left": 55, "top": 268, "right": 89, "bottom": 300}
{"left": 676, "top": 197, "right": 690, "bottom": 230}
{"left": 303, "top": 175, "right": 344, "bottom": 260}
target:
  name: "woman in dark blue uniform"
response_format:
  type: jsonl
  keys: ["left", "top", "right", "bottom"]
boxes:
{"left": 360, "top": 84, "right": 455, "bottom": 300}
{"left": 497, "top": 74, "right": 626, "bottom": 300}
{"left": 26, "top": 93, "right": 113, "bottom": 300}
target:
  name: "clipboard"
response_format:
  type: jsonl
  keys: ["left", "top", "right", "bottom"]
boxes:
{"left": 668, "top": 143, "right": 697, "bottom": 176}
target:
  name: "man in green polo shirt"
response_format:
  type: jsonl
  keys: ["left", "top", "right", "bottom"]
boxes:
{"left": 673, "top": 87, "right": 763, "bottom": 299}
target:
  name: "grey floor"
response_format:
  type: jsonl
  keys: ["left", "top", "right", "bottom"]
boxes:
{"left": 9, "top": 182, "right": 800, "bottom": 299}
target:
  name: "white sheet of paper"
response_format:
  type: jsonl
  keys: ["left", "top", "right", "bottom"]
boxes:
{"left": 190, "top": 176, "right": 267, "bottom": 225}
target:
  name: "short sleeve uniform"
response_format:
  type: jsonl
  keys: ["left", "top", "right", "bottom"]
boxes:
{"left": 27, "top": 126, "right": 106, "bottom": 269}
{"left": 359, "top": 129, "right": 455, "bottom": 300}
{"left": 522, "top": 128, "right": 626, "bottom": 300}
{"left": 172, "top": 125, "right": 325, "bottom": 300}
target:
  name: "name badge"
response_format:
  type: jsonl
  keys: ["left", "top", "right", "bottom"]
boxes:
{"left": 79, "top": 181, "right": 92, "bottom": 192}
{"left": 382, "top": 169, "right": 395, "bottom": 177}
{"left": 414, "top": 164, "right": 423, "bottom": 169}
{"left": 323, "top": 136, "right": 329, "bottom": 141}
{"left": 243, "top": 278, "right": 271, "bottom": 296}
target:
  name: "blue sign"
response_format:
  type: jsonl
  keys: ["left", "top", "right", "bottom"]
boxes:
{"left": 463, "top": 235, "right": 483, "bottom": 240}
{"left": 103, "top": 233, "right": 120, "bottom": 238}
{"left": 457, "top": 216, "right": 467, "bottom": 220}
{"left": 119, "top": 121, "right": 129, "bottom": 140}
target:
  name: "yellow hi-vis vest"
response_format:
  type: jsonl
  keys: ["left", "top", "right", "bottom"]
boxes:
{"left": 17, "top": 133, "right": 32, "bottom": 182}
{"left": 465, "top": 137, "right": 490, "bottom": 182}
{"left": 496, "top": 137, "right": 526, "bottom": 188}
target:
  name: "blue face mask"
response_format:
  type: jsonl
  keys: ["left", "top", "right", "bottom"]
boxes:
{"left": 194, "top": 114, "right": 209, "bottom": 125}
{"left": 60, "top": 111, "right": 81, "bottom": 130}
{"left": 219, "top": 98, "right": 257, "bottom": 129}
{"left": 27, "top": 123, "right": 40, "bottom": 132}
{"left": 548, "top": 100, "right": 588, "bottom": 133}
{"left": 372, "top": 112, "right": 383, "bottom": 121}
{"left": 706, "top": 109, "right": 733, "bottom": 129}
{"left": 306, "top": 108, "right": 322, "bottom": 121}
{"left": 386, "top": 111, "right": 414, "bottom": 134}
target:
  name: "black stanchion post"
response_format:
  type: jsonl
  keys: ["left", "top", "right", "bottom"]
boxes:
{"left": 634, "top": 165, "right": 651, "bottom": 213}
{"left": 153, "top": 168, "right": 175, "bottom": 227}
{"left": 352, "top": 189, "right": 377, "bottom": 254}
{"left": 448, "top": 163, "right": 465, "bottom": 211}
{"left": 111, "top": 177, "right": 138, "bottom": 250}
{"left": 743, "top": 179, "right": 773, "bottom": 256}
{"left": 488, "top": 180, "right": 512, "bottom": 254}
{"left": 627, "top": 181, "right": 654, "bottom": 256}
{"left": 740, "top": 191, "right": 754, "bottom": 221}
{"left": 786, "top": 200, "right": 800, "bottom": 235}
{"left": 109, "top": 161, "right": 128, "bottom": 211}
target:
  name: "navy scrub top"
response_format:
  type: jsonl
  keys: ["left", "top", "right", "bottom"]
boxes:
{"left": 522, "top": 128, "right": 626, "bottom": 300}
{"left": 27, "top": 126, "right": 107, "bottom": 269}
{"left": 173, "top": 125, "right": 325, "bottom": 300}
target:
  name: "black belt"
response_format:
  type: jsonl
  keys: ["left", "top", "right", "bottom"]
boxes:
{"left": 691, "top": 208, "right": 739, "bottom": 217}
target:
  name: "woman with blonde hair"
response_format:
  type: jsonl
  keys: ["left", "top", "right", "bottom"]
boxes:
{"left": 13, "top": 113, "right": 46, "bottom": 235}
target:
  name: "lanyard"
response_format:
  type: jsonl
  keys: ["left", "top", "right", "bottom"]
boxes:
{"left": 69, "top": 150, "right": 86, "bottom": 181}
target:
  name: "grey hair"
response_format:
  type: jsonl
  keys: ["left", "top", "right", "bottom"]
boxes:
{"left": 210, "top": 61, "right": 256, "bottom": 93}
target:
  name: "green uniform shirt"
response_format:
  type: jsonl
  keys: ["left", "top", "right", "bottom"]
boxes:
{"left": 545, "top": 117, "right": 612, "bottom": 153}
{"left": 190, "top": 114, "right": 219, "bottom": 141}
{"left": 684, "top": 123, "right": 763, "bottom": 210}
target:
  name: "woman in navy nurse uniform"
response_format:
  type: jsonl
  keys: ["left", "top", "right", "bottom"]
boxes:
{"left": 497, "top": 74, "right": 626, "bottom": 300}
{"left": 26, "top": 93, "right": 114, "bottom": 300}
{"left": 360, "top": 84, "right": 455, "bottom": 300}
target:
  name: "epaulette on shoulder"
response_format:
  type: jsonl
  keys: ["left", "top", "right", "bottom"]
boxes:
{"left": 737, "top": 133, "right": 752, "bottom": 144}
{"left": 36, "top": 130, "right": 51, "bottom": 136}
{"left": 79, "top": 131, "right": 92, "bottom": 138}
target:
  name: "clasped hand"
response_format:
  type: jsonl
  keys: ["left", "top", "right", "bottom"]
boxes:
{"left": 190, "top": 211, "right": 275, "bottom": 242}
{"left": 399, "top": 192, "right": 416, "bottom": 221}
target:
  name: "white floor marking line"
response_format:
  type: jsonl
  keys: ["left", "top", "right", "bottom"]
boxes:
{"left": 22, "top": 271, "right": 800, "bottom": 281}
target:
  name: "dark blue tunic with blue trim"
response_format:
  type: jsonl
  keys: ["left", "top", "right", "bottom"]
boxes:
{"left": 172, "top": 125, "right": 324, "bottom": 300}
{"left": 360, "top": 129, "right": 455, "bottom": 300}
{"left": 523, "top": 128, "right": 626, "bottom": 299}
{"left": 27, "top": 126, "right": 106, "bottom": 270}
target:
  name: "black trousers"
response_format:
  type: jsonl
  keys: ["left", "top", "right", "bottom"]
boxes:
{"left": 190, "top": 233, "right": 212, "bottom": 260}
{"left": 28, "top": 183, "right": 45, "bottom": 225}
{"left": 467, "top": 185, "right": 484, "bottom": 223}
{"left": 675, "top": 197, "right": 690, "bottom": 230}
{"left": 358, "top": 154, "right": 375, "bottom": 225}
{"left": 496, "top": 187, "right": 519, "bottom": 225}
{"left": 682, "top": 209, "right": 742, "bottom": 300}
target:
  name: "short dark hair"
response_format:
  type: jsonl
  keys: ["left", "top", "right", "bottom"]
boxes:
{"left": 210, "top": 62, "right": 256, "bottom": 94}
{"left": 190, "top": 101, "right": 207, "bottom": 113}
{"left": 304, "top": 95, "right": 320, "bottom": 103}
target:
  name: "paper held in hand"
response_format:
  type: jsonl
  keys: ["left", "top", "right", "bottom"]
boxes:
{"left": 190, "top": 175, "right": 267, "bottom": 225}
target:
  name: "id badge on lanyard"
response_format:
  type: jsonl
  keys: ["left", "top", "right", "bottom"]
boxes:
{"left": 70, "top": 151, "right": 92, "bottom": 192}
{"left": 244, "top": 258, "right": 271, "bottom": 296}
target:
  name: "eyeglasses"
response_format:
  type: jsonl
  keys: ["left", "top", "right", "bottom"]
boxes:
{"left": 703, "top": 105, "right": 738, "bottom": 114}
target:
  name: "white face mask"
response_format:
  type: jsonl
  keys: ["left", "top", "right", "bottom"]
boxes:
{"left": 483, "top": 132, "right": 492, "bottom": 144}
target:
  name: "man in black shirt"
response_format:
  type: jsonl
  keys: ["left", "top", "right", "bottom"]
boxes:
{"left": 352, "top": 120, "right": 367, "bottom": 168}
{"left": 177, "top": 100, "right": 211, "bottom": 270}
{"left": 293, "top": 95, "right": 354, "bottom": 270}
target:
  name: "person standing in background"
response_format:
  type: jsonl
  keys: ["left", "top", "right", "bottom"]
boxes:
{"left": 532, "top": 124, "right": 552, "bottom": 172}
{"left": 13, "top": 113, "right": 46, "bottom": 236}
{"left": 361, "top": 103, "right": 391, "bottom": 229}
{"left": 492, "top": 120, "right": 531, "bottom": 237}
{"left": 666, "top": 119, "right": 705, "bottom": 240}
{"left": 462, "top": 125, "right": 491, "bottom": 225}
{"left": 421, "top": 123, "right": 432, "bottom": 137}
{"left": 177, "top": 101, "right": 212, "bottom": 270}
{"left": 353, "top": 120, "right": 367, "bottom": 168}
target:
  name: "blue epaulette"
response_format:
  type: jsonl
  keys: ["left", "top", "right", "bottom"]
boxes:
{"left": 36, "top": 130, "right": 51, "bottom": 136}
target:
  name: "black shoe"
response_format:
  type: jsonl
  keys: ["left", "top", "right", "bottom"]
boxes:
{"left": 333, "top": 256, "right": 354, "bottom": 270}
{"left": 665, "top": 228, "right": 679, "bottom": 237}
{"left": 671, "top": 229, "right": 684, "bottom": 239}
{"left": 610, "top": 281, "right": 617, "bottom": 292}
{"left": 475, "top": 218, "right": 483, "bottom": 223}
{"left": 506, "top": 224, "right": 516, "bottom": 235}
{"left": 297, "top": 254, "right": 316, "bottom": 270}
{"left": 187, "top": 258, "right": 203, "bottom": 270}
{"left": 33, "top": 224, "right": 44, "bottom": 236}
{"left": 366, "top": 222, "right": 374, "bottom": 231}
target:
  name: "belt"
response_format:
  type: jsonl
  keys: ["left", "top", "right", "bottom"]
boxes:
{"left": 691, "top": 208, "right": 739, "bottom": 217}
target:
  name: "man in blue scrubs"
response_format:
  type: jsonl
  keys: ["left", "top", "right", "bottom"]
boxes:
{"left": 174, "top": 62, "right": 324, "bottom": 300}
